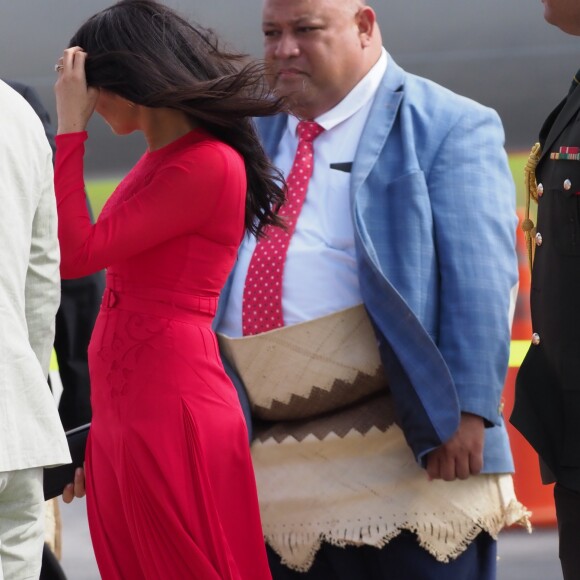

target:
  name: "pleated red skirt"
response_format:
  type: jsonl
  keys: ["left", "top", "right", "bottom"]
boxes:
{"left": 85, "top": 286, "right": 271, "bottom": 579}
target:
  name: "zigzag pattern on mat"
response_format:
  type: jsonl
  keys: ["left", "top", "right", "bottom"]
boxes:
{"left": 255, "top": 389, "right": 395, "bottom": 443}
{"left": 252, "top": 369, "right": 388, "bottom": 421}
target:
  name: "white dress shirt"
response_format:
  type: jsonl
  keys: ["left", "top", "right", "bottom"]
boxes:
{"left": 219, "top": 50, "right": 388, "bottom": 337}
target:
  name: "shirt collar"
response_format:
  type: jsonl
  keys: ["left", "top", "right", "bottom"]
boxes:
{"left": 288, "top": 48, "right": 388, "bottom": 136}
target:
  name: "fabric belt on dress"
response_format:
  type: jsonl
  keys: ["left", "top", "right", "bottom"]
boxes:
{"left": 102, "top": 286, "right": 216, "bottom": 326}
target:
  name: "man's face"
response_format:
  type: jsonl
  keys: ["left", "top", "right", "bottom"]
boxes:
{"left": 542, "top": 0, "right": 580, "bottom": 34}
{"left": 262, "top": 0, "right": 367, "bottom": 120}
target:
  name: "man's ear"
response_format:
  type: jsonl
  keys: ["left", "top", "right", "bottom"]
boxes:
{"left": 356, "top": 6, "right": 377, "bottom": 47}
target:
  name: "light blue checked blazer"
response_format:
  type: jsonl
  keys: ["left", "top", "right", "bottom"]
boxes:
{"left": 217, "top": 54, "right": 518, "bottom": 473}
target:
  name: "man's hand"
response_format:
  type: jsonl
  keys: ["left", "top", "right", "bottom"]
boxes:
{"left": 62, "top": 466, "right": 86, "bottom": 503}
{"left": 425, "top": 412, "right": 484, "bottom": 481}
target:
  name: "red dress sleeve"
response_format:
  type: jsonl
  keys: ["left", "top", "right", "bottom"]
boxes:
{"left": 55, "top": 131, "right": 233, "bottom": 278}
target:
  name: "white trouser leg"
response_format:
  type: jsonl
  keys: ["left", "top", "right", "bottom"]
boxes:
{"left": 0, "top": 468, "right": 44, "bottom": 580}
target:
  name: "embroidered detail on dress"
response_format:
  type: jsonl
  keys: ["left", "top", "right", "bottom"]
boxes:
{"left": 101, "top": 312, "right": 169, "bottom": 399}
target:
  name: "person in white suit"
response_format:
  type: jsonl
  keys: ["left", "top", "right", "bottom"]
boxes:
{"left": 0, "top": 80, "right": 70, "bottom": 580}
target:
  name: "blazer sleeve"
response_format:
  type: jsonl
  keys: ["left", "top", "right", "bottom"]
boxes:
{"left": 25, "top": 152, "right": 61, "bottom": 376}
{"left": 427, "top": 105, "right": 518, "bottom": 426}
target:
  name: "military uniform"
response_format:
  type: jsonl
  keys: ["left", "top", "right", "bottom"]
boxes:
{"left": 511, "top": 74, "right": 580, "bottom": 580}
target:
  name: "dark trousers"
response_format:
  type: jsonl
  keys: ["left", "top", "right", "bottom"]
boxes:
{"left": 40, "top": 544, "right": 67, "bottom": 580}
{"left": 555, "top": 483, "right": 580, "bottom": 580}
{"left": 55, "top": 274, "right": 104, "bottom": 430}
{"left": 267, "top": 530, "right": 496, "bottom": 580}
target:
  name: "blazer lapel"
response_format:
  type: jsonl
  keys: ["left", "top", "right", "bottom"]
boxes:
{"left": 540, "top": 88, "right": 580, "bottom": 162}
{"left": 351, "top": 55, "right": 405, "bottom": 198}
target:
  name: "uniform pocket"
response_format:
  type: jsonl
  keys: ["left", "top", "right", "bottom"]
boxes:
{"left": 543, "top": 159, "right": 580, "bottom": 255}
{"left": 550, "top": 189, "right": 580, "bottom": 255}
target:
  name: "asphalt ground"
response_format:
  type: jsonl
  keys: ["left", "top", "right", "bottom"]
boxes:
{"left": 57, "top": 497, "right": 562, "bottom": 580}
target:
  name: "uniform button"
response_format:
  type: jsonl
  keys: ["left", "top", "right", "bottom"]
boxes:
{"left": 535, "top": 232, "right": 543, "bottom": 246}
{"left": 537, "top": 183, "right": 544, "bottom": 197}
{"left": 564, "top": 179, "right": 572, "bottom": 190}
{"left": 532, "top": 332, "right": 541, "bottom": 346}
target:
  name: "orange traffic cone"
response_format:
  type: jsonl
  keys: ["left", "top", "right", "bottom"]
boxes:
{"left": 502, "top": 210, "right": 556, "bottom": 526}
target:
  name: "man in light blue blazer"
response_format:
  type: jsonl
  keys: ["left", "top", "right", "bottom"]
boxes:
{"left": 216, "top": 0, "right": 522, "bottom": 577}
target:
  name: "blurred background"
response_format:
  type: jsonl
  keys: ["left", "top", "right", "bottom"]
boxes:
{"left": 1, "top": 0, "right": 578, "bottom": 176}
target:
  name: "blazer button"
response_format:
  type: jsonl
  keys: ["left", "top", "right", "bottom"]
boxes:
{"left": 532, "top": 332, "right": 541, "bottom": 346}
{"left": 537, "top": 183, "right": 544, "bottom": 198}
{"left": 535, "top": 232, "right": 543, "bottom": 247}
{"left": 564, "top": 179, "right": 572, "bottom": 190}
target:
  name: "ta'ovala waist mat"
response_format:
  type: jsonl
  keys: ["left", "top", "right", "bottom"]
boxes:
{"left": 218, "top": 306, "right": 530, "bottom": 572}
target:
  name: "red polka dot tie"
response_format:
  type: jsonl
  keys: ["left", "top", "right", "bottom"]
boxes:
{"left": 242, "top": 120, "right": 324, "bottom": 336}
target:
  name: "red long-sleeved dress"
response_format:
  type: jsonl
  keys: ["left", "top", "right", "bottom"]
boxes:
{"left": 55, "top": 129, "right": 271, "bottom": 580}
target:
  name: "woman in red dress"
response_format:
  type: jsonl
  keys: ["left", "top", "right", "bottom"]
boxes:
{"left": 54, "top": 1, "right": 284, "bottom": 578}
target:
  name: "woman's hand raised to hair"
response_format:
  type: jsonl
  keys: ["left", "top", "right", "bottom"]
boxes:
{"left": 54, "top": 46, "right": 99, "bottom": 135}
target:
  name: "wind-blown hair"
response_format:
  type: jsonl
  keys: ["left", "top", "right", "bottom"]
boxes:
{"left": 70, "top": 0, "right": 285, "bottom": 236}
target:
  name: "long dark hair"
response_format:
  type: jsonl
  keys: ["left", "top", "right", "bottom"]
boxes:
{"left": 70, "top": 0, "right": 285, "bottom": 236}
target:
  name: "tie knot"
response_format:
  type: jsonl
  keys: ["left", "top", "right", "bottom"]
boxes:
{"left": 296, "top": 120, "right": 324, "bottom": 143}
